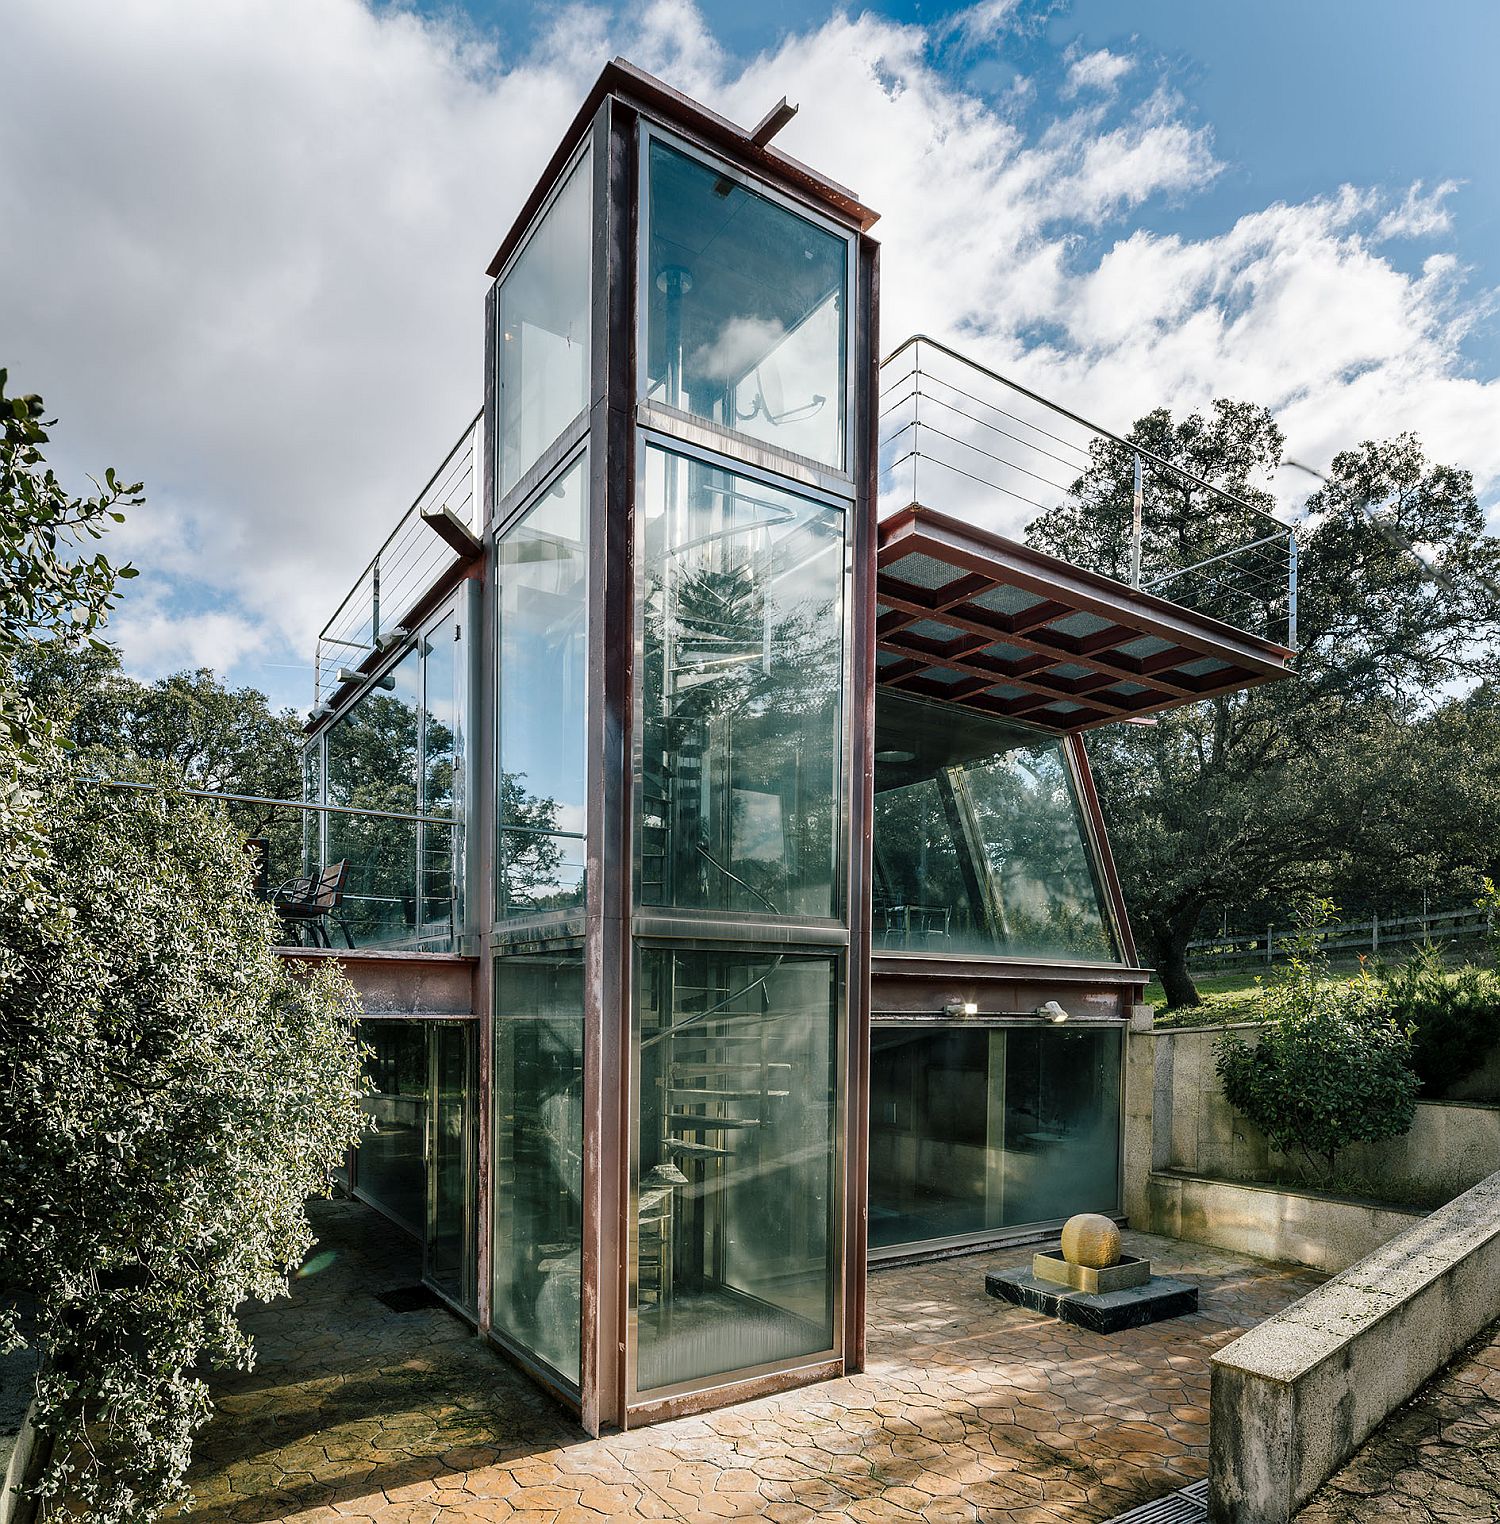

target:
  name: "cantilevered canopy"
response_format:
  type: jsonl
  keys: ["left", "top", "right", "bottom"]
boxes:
{"left": 877, "top": 506, "right": 1295, "bottom": 732}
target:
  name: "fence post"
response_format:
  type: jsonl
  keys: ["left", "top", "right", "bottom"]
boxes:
{"left": 1266, "top": 925, "right": 1273, "bottom": 968}
{"left": 1373, "top": 912, "right": 1379, "bottom": 957}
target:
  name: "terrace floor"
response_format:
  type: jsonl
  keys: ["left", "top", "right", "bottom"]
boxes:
{"left": 185, "top": 1200, "right": 1324, "bottom": 1524}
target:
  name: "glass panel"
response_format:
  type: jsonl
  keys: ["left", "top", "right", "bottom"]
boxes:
{"left": 639, "top": 447, "right": 845, "bottom": 919}
{"left": 498, "top": 151, "right": 591, "bottom": 497}
{"left": 326, "top": 649, "right": 422, "bottom": 947}
{"left": 497, "top": 456, "right": 589, "bottom": 918}
{"left": 420, "top": 613, "right": 464, "bottom": 942}
{"left": 634, "top": 949, "right": 838, "bottom": 1393}
{"left": 301, "top": 741, "right": 322, "bottom": 877}
{"left": 869, "top": 1025, "right": 1122, "bottom": 1251}
{"left": 645, "top": 138, "right": 847, "bottom": 469}
{"left": 358, "top": 1021, "right": 427, "bottom": 1235}
{"left": 492, "top": 952, "right": 584, "bottom": 1386}
{"left": 428, "top": 1024, "right": 475, "bottom": 1308}
{"left": 872, "top": 693, "right": 1117, "bottom": 960}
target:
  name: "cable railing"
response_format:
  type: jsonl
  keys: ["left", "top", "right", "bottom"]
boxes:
{"left": 879, "top": 335, "right": 1299, "bottom": 648}
{"left": 314, "top": 411, "right": 483, "bottom": 709}
{"left": 86, "top": 779, "right": 466, "bottom": 954}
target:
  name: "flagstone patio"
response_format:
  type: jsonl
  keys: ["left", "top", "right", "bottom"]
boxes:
{"left": 184, "top": 1199, "right": 1324, "bottom": 1523}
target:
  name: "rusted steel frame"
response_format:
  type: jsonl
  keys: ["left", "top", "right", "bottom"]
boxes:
{"left": 841, "top": 232, "right": 879, "bottom": 1377}
{"left": 472, "top": 275, "right": 501, "bottom": 1340}
{"left": 579, "top": 93, "right": 635, "bottom": 1438}
{"left": 485, "top": 60, "right": 876, "bottom": 280}
{"left": 870, "top": 960, "right": 1147, "bottom": 1022}
{"left": 1066, "top": 731, "right": 1140, "bottom": 967}
{"left": 874, "top": 666, "right": 1117, "bottom": 730}
{"left": 875, "top": 629, "right": 1142, "bottom": 714}
{"left": 876, "top": 585, "right": 1201, "bottom": 698}
{"left": 625, "top": 1358, "right": 844, "bottom": 1428}
{"left": 879, "top": 507, "right": 1294, "bottom": 671}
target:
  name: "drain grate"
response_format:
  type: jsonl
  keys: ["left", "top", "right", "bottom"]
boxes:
{"left": 1103, "top": 1479, "right": 1209, "bottom": 1524}
{"left": 375, "top": 1284, "right": 444, "bottom": 1314}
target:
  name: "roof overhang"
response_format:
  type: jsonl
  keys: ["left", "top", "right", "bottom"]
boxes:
{"left": 877, "top": 506, "right": 1295, "bottom": 732}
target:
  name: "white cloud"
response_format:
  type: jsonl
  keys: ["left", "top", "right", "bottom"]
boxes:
{"left": 1063, "top": 47, "right": 1135, "bottom": 98}
{"left": 2, "top": 0, "right": 1497, "bottom": 710}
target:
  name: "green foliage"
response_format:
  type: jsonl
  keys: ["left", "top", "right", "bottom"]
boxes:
{"left": 0, "top": 375, "right": 369, "bottom": 1521}
{"left": 1214, "top": 902, "right": 1419, "bottom": 1182}
{"left": 1030, "top": 406, "right": 1500, "bottom": 1009}
{"left": 1373, "top": 942, "right": 1500, "bottom": 1098}
{"left": 0, "top": 762, "right": 369, "bottom": 1522}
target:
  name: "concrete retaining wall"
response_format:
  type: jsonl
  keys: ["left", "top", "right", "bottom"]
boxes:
{"left": 1208, "top": 1168, "right": 1500, "bottom": 1523}
{"left": 1124, "top": 1023, "right": 1500, "bottom": 1233}
{"left": 1143, "top": 1171, "right": 1424, "bottom": 1274}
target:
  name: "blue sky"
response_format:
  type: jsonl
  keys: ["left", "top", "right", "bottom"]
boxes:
{"left": 3, "top": 0, "right": 1498, "bottom": 713}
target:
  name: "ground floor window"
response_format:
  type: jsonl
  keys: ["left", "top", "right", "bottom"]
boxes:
{"left": 357, "top": 1022, "right": 428, "bottom": 1236}
{"left": 869, "top": 1023, "right": 1122, "bottom": 1253}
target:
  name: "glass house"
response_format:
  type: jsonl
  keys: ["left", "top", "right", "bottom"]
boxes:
{"left": 298, "top": 59, "right": 1294, "bottom": 1434}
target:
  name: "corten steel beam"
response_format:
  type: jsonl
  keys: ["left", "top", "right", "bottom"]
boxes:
{"left": 869, "top": 957, "right": 1149, "bottom": 1022}
{"left": 276, "top": 948, "right": 478, "bottom": 1016}
{"left": 876, "top": 505, "right": 1295, "bottom": 732}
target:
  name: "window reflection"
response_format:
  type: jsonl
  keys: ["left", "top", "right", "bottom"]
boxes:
{"left": 639, "top": 446, "right": 844, "bottom": 919}
{"left": 872, "top": 693, "right": 1116, "bottom": 960}
{"left": 645, "top": 139, "right": 847, "bottom": 469}
{"left": 634, "top": 950, "right": 838, "bottom": 1393}
{"left": 869, "top": 1025, "right": 1122, "bottom": 1251}
{"left": 498, "top": 151, "right": 591, "bottom": 497}
{"left": 496, "top": 456, "right": 588, "bottom": 917}
{"left": 493, "top": 953, "right": 584, "bottom": 1386}
{"left": 359, "top": 1021, "right": 428, "bottom": 1235}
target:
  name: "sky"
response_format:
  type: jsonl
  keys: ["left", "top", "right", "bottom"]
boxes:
{"left": 3, "top": 0, "right": 1499, "bottom": 713}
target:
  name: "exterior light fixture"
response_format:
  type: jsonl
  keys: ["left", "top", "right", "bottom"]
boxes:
{"left": 943, "top": 1000, "right": 979, "bottom": 1018}
{"left": 1037, "top": 1000, "right": 1070, "bottom": 1023}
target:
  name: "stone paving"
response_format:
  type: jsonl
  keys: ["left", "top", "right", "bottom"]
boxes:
{"left": 185, "top": 1199, "right": 1324, "bottom": 1523}
{"left": 1298, "top": 1323, "right": 1500, "bottom": 1524}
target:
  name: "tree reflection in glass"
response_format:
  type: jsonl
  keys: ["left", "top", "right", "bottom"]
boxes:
{"left": 639, "top": 446, "right": 845, "bottom": 921}
{"left": 872, "top": 692, "right": 1117, "bottom": 960}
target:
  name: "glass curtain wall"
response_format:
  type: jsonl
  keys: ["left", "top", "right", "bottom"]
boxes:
{"left": 868, "top": 1024, "right": 1123, "bottom": 1253}
{"left": 498, "top": 149, "right": 592, "bottom": 497}
{"left": 492, "top": 951, "right": 585, "bottom": 1387}
{"left": 316, "top": 600, "right": 467, "bottom": 949}
{"left": 495, "top": 457, "right": 589, "bottom": 917}
{"left": 637, "top": 446, "right": 845, "bottom": 921}
{"left": 359, "top": 1021, "right": 429, "bottom": 1235}
{"left": 644, "top": 138, "right": 847, "bottom": 469}
{"left": 872, "top": 693, "right": 1117, "bottom": 961}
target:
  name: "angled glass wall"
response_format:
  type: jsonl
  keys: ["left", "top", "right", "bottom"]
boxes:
{"left": 643, "top": 136, "right": 848, "bottom": 470}
{"left": 498, "top": 149, "right": 592, "bottom": 498}
{"left": 492, "top": 949, "right": 585, "bottom": 1388}
{"left": 637, "top": 445, "right": 845, "bottom": 921}
{"left": 868, "top": 1024, "right": 1122, "bottom": 1255}
{"left": 872, "top": 692, "right": 1117, "bottom": 961}
{"left": 495, "top": 454, "right": 589, "bottom": 918}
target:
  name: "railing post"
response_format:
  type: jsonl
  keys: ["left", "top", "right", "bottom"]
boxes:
{"left": 1287, "top": 529, "right": 1299, "bottom": 649}
{"left": 1130, "top": 452, "right": 1143, "bottom": 590}
{"left": 371, "top": 557, "right": 381, "bottom": 647}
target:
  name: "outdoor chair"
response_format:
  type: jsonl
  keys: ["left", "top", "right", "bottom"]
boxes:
{"left": 272, "top": 860, "right": 354, "bottom": 949}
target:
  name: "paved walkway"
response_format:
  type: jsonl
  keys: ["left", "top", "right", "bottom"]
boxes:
{"left": 186, "top": 1200, "right": 1323, "bottom": 1523}
{"left": 1298, "top": 1324, "right": 1500, "bottom": 1523}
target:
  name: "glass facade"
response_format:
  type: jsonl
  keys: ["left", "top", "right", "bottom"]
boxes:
{"left": 868, "top": 1024, "right": 1122, "bottom": 1252}
{"left": 872, "top": 693, "right": 1117, "bottom": 961}
{"left": 359, "top": 1021, "right": 428, "bottom": 1235}
{"left": 634, "top": 950, "right": 838, "bottom": 1393}
{"left": 498, "top": 150, "right": 592, "bottom": 497}
{"left": 428, "top": 1023, "right": 477, "bottom": 1308}
{"left": 638, "top": 445, "right": 845, "bottom": 920}
{"left": 492, "top": 951, "right": 585, "bottom": 1387}
{"left": 496, "top": 456, "right": 589, "bottom": 917}
{"left": 314, "top": 598, "right": 468, "bottom": 950}
{"left": 644, "top": 138, "right": 847, "bottom": 469}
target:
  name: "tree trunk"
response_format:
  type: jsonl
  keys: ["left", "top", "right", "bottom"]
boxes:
{"left": 1156, "top": 929, "right": 1201, "bottom": 1008}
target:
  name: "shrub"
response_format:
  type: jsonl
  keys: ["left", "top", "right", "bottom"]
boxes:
{"left": 1375, "top": 943, "right": 1500, "bottom": 1097}
{"left": 1215, "top": 901, "right": 1419, "bottom": 1183}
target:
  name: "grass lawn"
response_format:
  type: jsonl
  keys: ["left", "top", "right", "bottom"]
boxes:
{"left": 1146, "top": 969, "right": 1269, "bottom": 1027}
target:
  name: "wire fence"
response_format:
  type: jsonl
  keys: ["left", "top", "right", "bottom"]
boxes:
{"left": 1188, "top": 906, "right": 1493, "bottom": 974}
{"left": 314, "top": 412, "right": 482, "bottom": 708}
{"left": 878, "top": 334, "right": 1298, "bottom": 648}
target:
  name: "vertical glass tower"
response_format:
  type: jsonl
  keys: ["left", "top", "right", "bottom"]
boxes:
{"left": 479, "top": 63, "right": 880, "bottom": 1433}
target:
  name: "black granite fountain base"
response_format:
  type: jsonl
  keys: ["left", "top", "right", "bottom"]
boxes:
{"left": 985, "top": 1268, "right": 1198, "bottom": 1333}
